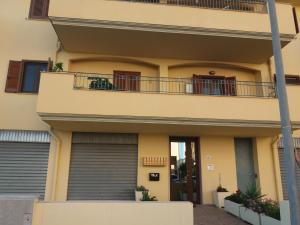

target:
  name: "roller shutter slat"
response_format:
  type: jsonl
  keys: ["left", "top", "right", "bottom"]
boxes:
{"left": 68, "top": 133, "right": 137, "bottom": 200}
{"left": 278, "top": 148, "right": 300, "bottom": 208}
{"left": 0, "top": 142, "right": 50, "bottom": 199}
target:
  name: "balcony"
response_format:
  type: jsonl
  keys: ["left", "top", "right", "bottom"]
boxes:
{"left": 73, "top": 72, "right": 276, "bottom": 98}
{"left": 48, "top": 0, "right": 296, "bottom": 63}
{"left": 36, "top": 72, "right": 296, "bottom": 136}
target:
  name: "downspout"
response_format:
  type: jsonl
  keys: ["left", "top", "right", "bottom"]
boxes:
{"left": 271, "top": 135, "right": 282, "bottom": 201}
{"left": 55, "top": 40, "right": 63, "bottom": 64}
{"left": 48, "top": 128, "right": 61, "bottom": 201}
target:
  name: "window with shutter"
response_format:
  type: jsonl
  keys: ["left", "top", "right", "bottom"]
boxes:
{"left": 192, "top": 75, "right": 235, "bottom": 96}
{"left": 5, "top": 61, "right": 23, "bottom": 93}
{"left": 21, "top": 61, "right": 48, "bottom": 93}
{"left": 113, "top": 71, "right": 141, "bottom": 91}
{"left": 274, "top": 75, "right": 300, "bottom": 85}
{"left": 5, "top": 60, "right": 48, "bottom": 94}
{"left": 29, "top": 0, "right": 49, "bottom": 19}
{"left": 293, "top": 7, "right": 299, "bottom": 34}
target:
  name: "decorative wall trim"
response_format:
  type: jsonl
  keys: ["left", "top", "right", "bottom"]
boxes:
{"left": 0, "top": 130, "right": 50, "bottom": 143}
{"left": 38, "top": 113, "right": 300, "bottom": 129}
{"left": 49, "top": 16, "right": 295, "bottom": 42}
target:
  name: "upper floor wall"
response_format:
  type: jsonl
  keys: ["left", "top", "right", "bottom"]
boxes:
{"left": 48, "top": 0, "right": 296, "bottom": 63}
{"left": 0, "top": 0, "right": 58, "bottom": 131}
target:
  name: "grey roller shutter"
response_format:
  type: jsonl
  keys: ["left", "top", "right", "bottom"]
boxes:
{"left": 68, "top": 133, "right": 138, "bottom": 200}
{"left": 278, "top": 148, "right": 300, "bottom": 202}
{"left": 0, "top": 142, "right": 50, "bottom": 199}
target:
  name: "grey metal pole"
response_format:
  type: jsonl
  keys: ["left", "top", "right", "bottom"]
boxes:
{"left": 267, "top": 0, "right": 300, "bottom": 224}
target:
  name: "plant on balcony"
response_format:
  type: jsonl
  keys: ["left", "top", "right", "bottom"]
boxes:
{"left": 47, "top": 59, "right": 64, "bottom": 72}
{"left": 52, "top": 62, "right": 63, "bottom": 72}
{"left": 88, "top": 77, "right": 116, "bottom": 90}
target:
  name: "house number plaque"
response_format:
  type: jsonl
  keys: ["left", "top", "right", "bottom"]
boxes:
{"left": 149, "top": 173, "right": 160, "bottom": 181}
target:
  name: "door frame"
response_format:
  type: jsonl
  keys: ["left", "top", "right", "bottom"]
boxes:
{"left": 169, "top": 136, "right": 202, "bottom": 204}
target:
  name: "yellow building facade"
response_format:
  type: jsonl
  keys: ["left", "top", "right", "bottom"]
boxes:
{"left": 0, "top": 0, "right": 300, "bottom": 224}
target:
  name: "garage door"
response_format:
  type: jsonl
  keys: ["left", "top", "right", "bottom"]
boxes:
{"left": 68, "top": 133, "right": 138, "bottom": 200}
{"left": 0, "top": 141, "right": 50, "bottom": 199}
{"left": 278, "top": 138, "right": 300, "bottom": 202}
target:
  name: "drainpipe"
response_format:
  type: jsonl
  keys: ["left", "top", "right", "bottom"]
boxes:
{"left": 48, "top": 128, "right": 61, "bottom": 201}
{"left": 271, "top": 135, "right": 282, "bottom": 201}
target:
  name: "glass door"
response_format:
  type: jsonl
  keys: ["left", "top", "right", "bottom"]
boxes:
{"left": 170, "top": 137, "right": 200, "bottom": 204}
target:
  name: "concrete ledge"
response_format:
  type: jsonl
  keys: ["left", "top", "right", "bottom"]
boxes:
{"left": 32, "top": 201, "right": 193, "bottom": 225}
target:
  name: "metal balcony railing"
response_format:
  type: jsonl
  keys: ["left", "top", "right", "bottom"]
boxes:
{"left": 112, "top": 0, "right": 268, "bottom": 13}
{"left": 73, "top": 73, "right": 276, "bottom": 98}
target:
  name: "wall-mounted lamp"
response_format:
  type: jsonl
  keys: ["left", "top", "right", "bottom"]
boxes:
{"left": 209, "top": 70, "right": 216, "bottom": 75}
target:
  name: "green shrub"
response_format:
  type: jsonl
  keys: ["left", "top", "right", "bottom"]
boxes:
{"left": 261, "top": 199, "right": 281, "bottom": 220}
{"left": 136, "top": 185, "right": 147, "bottom": 192}
{"left": 216, "top": 185, "right": 228, "bottom": 192}
{"left": 225, "top": 190, "right": 243, "bottom": 204}
{"left": 141, "top": 190, "right": 157, "bottom": 201}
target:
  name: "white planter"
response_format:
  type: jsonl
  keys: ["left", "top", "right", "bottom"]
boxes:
{"left": 135, "top": 191, "right": 143, "bottom": 201}
{"left": 212, "top": 191, "right": 230, "bottom": 208}
{"left": 260, "top": 214, "right": 281, "bottom": 225}
{"left": 240, "top": 207, "right": 261, "bottom": 225}
{"left": 224, "top": 200, "right": 241, "bottom": 217}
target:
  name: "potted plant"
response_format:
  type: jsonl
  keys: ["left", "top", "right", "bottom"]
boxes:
{"left": 48, "top": 58, "right": 63, "bottom": 72}
{"left": 260, "top": 199, "right": 281, "bottom": 225}
{"left": 239, "top": 185, "right": 265, "bottom": 225}
{"left": 141, "top": 190, "right": 157, "bottom": 201}
{"left": 88, "top": 77, "right": 115, "bottom": 90}
{"left": 224, "top": 190, "right": 243, "bottom": 217}
{"left": 135, "top": 185, "right": 147, "bottom": 201}
{"left": 212, "top": 185, "right": 230, "bottom": 208}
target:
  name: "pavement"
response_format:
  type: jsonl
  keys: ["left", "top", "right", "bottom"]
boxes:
{"left": 194, "top": 205, "right": 248, "bottom": 225}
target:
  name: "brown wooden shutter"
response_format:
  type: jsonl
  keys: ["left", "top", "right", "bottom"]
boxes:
{"left": 5, "top": 61, "right": 23, "bottom": 93}
{"left": 29, "top": 0, "right": 49, "bottom": 19}
{"left": 113, "top": 71, "right": 141, "bottom": 91}
{"left": 192, "top": 75, "right": 204, "bottom": 94}
{"left": 224, "top": 77, "right": 236, "bottom": 96}
{"left": 293, "top": 7, "right": 299, "bottom": 34}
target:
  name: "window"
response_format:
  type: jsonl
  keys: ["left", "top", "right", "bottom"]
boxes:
{"left": 192, "top": 75, "right": 236, "bottom": 96}
{"left": 5, "top": 60, "right": 48, "bottom": 93}
{"left": 29, "top": 0, "right": 49, "bottom": 19}
{"left": 274, "top": 75, "right": 300, "bottom": 85}
{"left": 22, "top": 62, "right": 48, "bottom": 93}
{"left": 113, "top": 71, "right": 141, "bottom": 91}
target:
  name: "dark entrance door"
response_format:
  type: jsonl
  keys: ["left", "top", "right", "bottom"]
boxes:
{"left": 170, "top": 137, "right": 201, "bottom": 204}
{"left": 234, "top": 138, "right": 256, "bottom": 193}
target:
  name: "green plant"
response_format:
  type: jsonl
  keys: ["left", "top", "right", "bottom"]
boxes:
{"left": 216, "top": 185, "right": 228, "bottom": 192}
{"left": 225, "top": 190, "right": 243, "bottom": 204}
{"left": 261, "top": 199, "right": 281, "bottom": 220}
{"left": 216, "top": 173, "right": 228, "bottom": 192}
{"left": 136, "top": 185, "right": 147, "bottom": 192}
{"left": 52, "top": 62, "right": 63, "bottom": 72}
{"left": 141, "top": 190, "right": 157, "bottom": 201}
{"left": 242, "top": 185, "right": 266, "bottom": 213}
{"left": 243, "top": 184, "right": 265, "bottom": 201}
{"left": 88, "top": 77, "right": 115, "bottom": 90}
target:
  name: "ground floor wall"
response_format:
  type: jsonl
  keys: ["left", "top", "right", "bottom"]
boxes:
{"left": 44, "top": 130, "right": 281, "bottom": 204}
